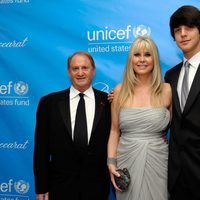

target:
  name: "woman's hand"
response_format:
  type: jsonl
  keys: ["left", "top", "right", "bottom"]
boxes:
{"left": 108, "top": 164, "right": 122, "bottom": 192}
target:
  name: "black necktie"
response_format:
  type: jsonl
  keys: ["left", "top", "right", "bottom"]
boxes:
{"left": 74, "top": 93, "right": 88, "bottom": 147}
{"left": 181, "top": 61, "right": 190, "bottom": 111}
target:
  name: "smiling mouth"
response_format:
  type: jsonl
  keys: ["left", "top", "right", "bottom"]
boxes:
{"left": 77, "top": 78, "right": 85, "bottom": 81}
{"left": 138, "top": 65, "right": 147, "bottom": 68}
{"left": 181, "top": 40, "right": 190, "bottom": 44}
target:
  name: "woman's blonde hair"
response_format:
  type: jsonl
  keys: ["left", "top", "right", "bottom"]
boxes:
{"left": 117, "top": 36, "right": 163, "bottom": 109}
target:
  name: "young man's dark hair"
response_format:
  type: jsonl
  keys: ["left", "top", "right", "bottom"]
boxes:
{"left": 169, "top": 5, "right": 200, "bottom": 39}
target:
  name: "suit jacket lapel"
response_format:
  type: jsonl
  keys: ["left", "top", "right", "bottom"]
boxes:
{"left": 171, "top": 63, "right": 182, "bottom": 117}
{"left": 184, "top": 64, "right": 200, "bottom": 115}
{"left": 91, "top": 89, "right": 104, "bottom": 137}
{"left": 58, "top": 89, "right": 72, "bottom": 138}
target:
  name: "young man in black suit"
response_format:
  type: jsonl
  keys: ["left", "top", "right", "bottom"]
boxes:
{"left": 165, "top": 5, "right": 200, "bottom": 200}
{"left": 33, "top": 51, "right": 111, "bottom": 200}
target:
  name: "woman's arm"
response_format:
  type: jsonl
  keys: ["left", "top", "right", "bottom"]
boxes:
{"left": 107, "top": 84, "right": 122, "bottom": 192}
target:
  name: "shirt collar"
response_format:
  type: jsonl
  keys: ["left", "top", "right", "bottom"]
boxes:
{"left": 184, "top": 51, "right": 200, "bottom": 70}
{"left": 70, "top": 85, "right": 94, "bottom": 100}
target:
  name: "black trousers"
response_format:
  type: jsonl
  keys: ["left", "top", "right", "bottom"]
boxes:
{"left": 170, "top": 174, "right": 199, "bottom": 200}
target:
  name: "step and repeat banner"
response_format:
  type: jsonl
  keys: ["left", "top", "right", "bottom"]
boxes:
{"left": 0, "top": 0, "right": 199, "bottom": 199}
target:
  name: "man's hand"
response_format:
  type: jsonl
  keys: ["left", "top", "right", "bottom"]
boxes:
{"left": 36, "top": 192, "right": 49, "bottom": 200}
{"left": 107, "top": 89, "right": 114, "bottom": 103}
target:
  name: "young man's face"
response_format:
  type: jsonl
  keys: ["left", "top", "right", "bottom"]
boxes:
{"left": 68, "top": 54, "right": 95, "bottom": 92}
{"left": 174, "top": 25, "right": 200, "bottom": 58}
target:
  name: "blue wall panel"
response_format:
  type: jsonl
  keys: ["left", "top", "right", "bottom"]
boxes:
{"left": 0, "top": 1, "right": 199, "bottom": 199}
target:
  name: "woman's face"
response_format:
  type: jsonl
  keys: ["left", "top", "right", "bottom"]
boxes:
{"left": 133, "top": 48, "right": 154, "bottom": 76}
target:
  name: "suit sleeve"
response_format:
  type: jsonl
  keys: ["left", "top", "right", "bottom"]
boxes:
{"left": 33, "top": 96, "right": 50, "bottom": 194}
{"left": 164, "top": 71, "right": 170, "bottom": 83}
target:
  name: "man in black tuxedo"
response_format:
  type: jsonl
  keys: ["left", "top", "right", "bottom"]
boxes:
{"left": 165, "top": 5, "right": 200, "bottom": 200}
{"left": 33, "top": 51, "right": 111, "bottom": 200}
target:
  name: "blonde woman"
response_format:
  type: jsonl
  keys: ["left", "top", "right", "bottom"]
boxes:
{"left": 107, "top": 36, "right": 172, "bottom": 200}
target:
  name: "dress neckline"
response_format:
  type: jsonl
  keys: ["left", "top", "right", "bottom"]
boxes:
{"left": 121, "top": 107, "right": 169, "bottom": 111}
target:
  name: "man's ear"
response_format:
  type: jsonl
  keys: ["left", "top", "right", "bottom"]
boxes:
{"left": 92, "top": 68, "right": 96, "bottom": 77}
{"left": 67, "top": 67, "right": 71, "bottom": 75}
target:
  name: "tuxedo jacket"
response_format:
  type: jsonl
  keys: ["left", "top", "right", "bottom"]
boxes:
{"left": 33, "top": 88, "right": 111, "bottom": 200}
{"left": 165, "top": 62, "right": 200, "bottom": 197}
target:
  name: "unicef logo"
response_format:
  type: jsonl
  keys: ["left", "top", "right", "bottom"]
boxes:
{"left": 14, "top": 180, "right": 30, "bottom": 194}
{"left": 93, "top": 82, "right": 110, "bottom": 93}
{"left": 14, "top": 81, "right": 29, "bottom": 95}
{"left": 133, "top": 25, "right": 151, "bottom": 38}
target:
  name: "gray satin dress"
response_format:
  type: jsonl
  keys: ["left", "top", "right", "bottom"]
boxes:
{"left": 116, "top": 107, "right": 170, "bottom": 200}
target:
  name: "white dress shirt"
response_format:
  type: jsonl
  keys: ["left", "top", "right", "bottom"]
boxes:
{"left": 177, "top": 51, "right": 200, "bottom": 104}
{"left": 70, "top": 86, "right": 95, "bottom": 143}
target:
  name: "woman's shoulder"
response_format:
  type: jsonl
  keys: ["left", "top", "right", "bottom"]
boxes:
{"left": 114, "top": 83, "right": 122, "bottom": 93}
{"left": 162, "top": 82, "right": 172, "bottom": 95}
{"left": 161, "top": 82, "right": 172, "bottom": 108}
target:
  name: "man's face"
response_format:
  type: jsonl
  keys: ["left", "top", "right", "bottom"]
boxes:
{"left": 68, "top": 54, "right": 95, "bottom": 92}
{"left": 174, "top": 25, "right": 200, "bottom": 58}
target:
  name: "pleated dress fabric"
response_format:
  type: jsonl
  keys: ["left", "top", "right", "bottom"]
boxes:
{"left": 116, "top": 107, "right": 170, "bottom": 200}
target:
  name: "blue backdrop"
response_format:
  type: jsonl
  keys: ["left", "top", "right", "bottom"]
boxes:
{"left": 0, "top": 1, "right": 199, "bottom": 199}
